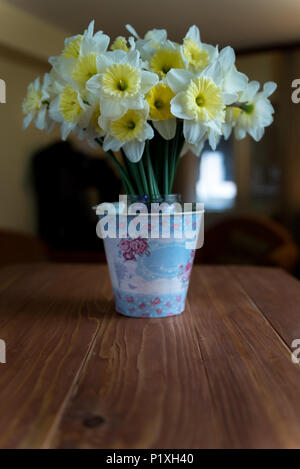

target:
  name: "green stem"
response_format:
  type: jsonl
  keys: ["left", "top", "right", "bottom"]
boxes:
{"left": 138, "top": 158, "right": 150, "bottom": 196}
{"left": 169, "top": 122, "right": 184, "bottom": 193}
{"left": 164, "top": 140, "right": 169, "bottom": 195}
{"left": 145, "top": 141, "right": 160, "bottom": 198}
{"left": 95, "top": 138, "right": 135, "bottom": 195}
{"left": 121, "top": 150, "right": 144, "bottom": 195}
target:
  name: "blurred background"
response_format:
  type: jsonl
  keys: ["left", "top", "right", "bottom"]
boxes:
{"left": 1, "top": 0, "right": 300, "bottom": 273}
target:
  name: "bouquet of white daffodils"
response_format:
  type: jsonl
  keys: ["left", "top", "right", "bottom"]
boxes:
{"left": 23, "top": 20, "right": 277, "bottom": 198}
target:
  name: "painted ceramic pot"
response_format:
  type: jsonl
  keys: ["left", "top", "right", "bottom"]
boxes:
{"left": 98, "top": 208, "right": 204, "bottom": 318}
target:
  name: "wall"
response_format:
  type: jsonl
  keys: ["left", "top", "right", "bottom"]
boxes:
{"left": 0, "top": 2, "right": 69, "bottom": 235}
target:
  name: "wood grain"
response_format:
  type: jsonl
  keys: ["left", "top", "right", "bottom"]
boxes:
{"left": 0, "top": 264, "right": 300, "bottom": 448}
{"left": 188, "top": 266, "right": 300, "bottom": 448}
{"left": 229, "top": 266, "right": 300, "bottom": 347}
{"left": 52, "top": 300, "right": 217, "bottom": 449}
{"left": 0, "top": 264, "right": 111, "bottom": 448}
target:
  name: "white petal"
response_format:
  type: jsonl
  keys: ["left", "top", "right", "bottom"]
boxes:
{"left": 96, "top": 53, "right": 113, "bottom": 72}
{"left": 128, "top": 37, "right": 136, "bottom": 50}
{"left": 142, "top": 122, "right": 154, "bottom": 141}
{"left": 219, "top": 46, "right": 235, "bottom": 72}
{"left": 100, "top": 97, "right": 126, "bottom": 118}
{"left": 208, "top": 129, "right": 220, "bottom": 150}
{"left": 202, "top": 61, "right": 222, "bottom": 86}
{"left": 249, "top": 125, "right": 265, "bottom": 141}
{"left": 86, "top": 20, "right": 95, "bottom": 37}
{"left": 140, "top": 70, "right": 159, "bottom": 94}
{"left": 153, "top": 119, "right": 176, "bottom": 140}
{"left": 243, "top": 81, "right": 260, "bottom": 101}
{"left": 23, "top": 113, "right": 34, "bottom": 130}
{"left": 61, "top": 122, "right": 74, "bottom": 140}
{"left": 262, "top": 81, "right": 277, "bottom": 98}
{"left": 86, "top": 74, "right": 101, "bottom": 93}
{"left": 124, "top": 95, "right": 145, "bottom": 111}
{"left": 145, "top": 29, "right": 167, "bottom": 44}
{"left": 93, "top": 32, "right": 110, "bottom": 52}
{"left": 183, "top": 120, "right": 206, "bottom": 144}
{"left": 185, "top": 25, "right": 200, "bottom": 43}
{"left": 126, "top": 50, "right": 140, "bottom": 67}
{"left": 170, "top": 92, "right": 192, "bottom": 119}
{"left": 189, "top": 139, "right": 205, "bottom": 157}
{"left": 125, "top": 24, "right": 140, "bottom": 39}
{"left": 234, "top": 126, "right": 246, "bottom": 140}
{"left": 166, "top": 69, "right": 194, "bottom": 94}
{"left": 35, "top": 107, "right": 47, "bottom": 130}
{"left": 49, "top": 97, "right": 63, "bottom": 122}
{"left": 123, "top": 140, "right": 145, "bottom": 162}
{"left": 34, "top": 77, "right": 40, "bottom": 90}
{"left": 223, "top": 92, "right": 238, "bottom": 105}
{"left": 224, "top": 67, "right": 248, "bottom": 94}
{"left": 223, "top": 122, "right": 233, "bottom": 140}
{"left": 103, "top": 134, "right": 123, "bottom": 152}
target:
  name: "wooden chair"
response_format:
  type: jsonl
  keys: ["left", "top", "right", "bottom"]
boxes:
{"left": 0, "top": 229, "right": 48, "bottom": 267}
{"left": 196, "top": 215, "right": 299, "bottom": 272}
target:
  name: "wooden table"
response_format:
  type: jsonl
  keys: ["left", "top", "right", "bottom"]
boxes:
{"left": 0, "top": 263, "right": 300, "bottom": 449}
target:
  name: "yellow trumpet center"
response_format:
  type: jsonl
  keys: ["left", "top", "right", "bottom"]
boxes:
{"left": 110, "top": 109, "right": 144, "bottom": 141}
{"left": 150, "top": 49, "right": 184, "bottom": 78}
{"left": 102, "top": 64, "right": 140, "bottom": 97}
{"left": 183, "top": 38, "right": 209, "bottom": 71}
{"left": 22, "top": 84, "right": 42, "bottom": 114}
{"left": 59, "top": 86, "right": 82, "bottom": 123}
{"left": 147, "top": 83, "right": 175, "bottom": 120}
{"left": 184, "top": 76, "right": 224, "bottom": 122}
{"left": 62, "top": 36, "right": 83, "bottom": 59}
{"left": 111, "top": 36, "right": 129, "bottom": 52}
{"left": 72, "top": 53, "right": 98, "bottom": 86}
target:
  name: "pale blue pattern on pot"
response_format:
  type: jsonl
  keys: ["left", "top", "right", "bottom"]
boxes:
{"left": 99, "top": 212, "right": 203, "bottom": 318}
{"left": 114, "top": 289, "right": 187, "bottom": 318}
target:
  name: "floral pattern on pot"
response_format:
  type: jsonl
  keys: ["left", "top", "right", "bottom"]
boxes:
{"left": 119, "top": 238, "right": 150, "bottom": 261}
{"left": 101, "top": 212, "right": 203, "bottom": 318}
{"left": 114, "top": 289, "right": 186, "bottom": 318}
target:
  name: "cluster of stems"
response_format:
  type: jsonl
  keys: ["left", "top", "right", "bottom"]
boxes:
{"left": 96, "top": 121, "right": 185, "bottom": 199}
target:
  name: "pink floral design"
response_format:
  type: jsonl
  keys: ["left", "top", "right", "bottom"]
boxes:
{"left": 166, "top": 301, "right": 171, "bottom": 307}
{"left": 156, "top": 308, "right": 162, "bottom": 315}
{"left": 139, "top": 303, "right": 146, "bottom": 309}
{"left": 176, "top": 296, "right": 182, "bottom": 302}
{"left": 131, "top": 238, "right": 149, "bottom": 256}
{"left": 119, "top": 239, "right": 131, "bottom": 252}
{"left": 119, "top": 238, "right": 150, "bottom": 261}
{"left": 123, "top": 251, "right": 135, "bottom": 261}
{"left": 151, "top": 297, "right": 161, "bottom": 306}
{"left": 126, "top": 296, "right": 134, "bottom": 303}
{"left": 183, "top": 262, "right": 193, "bottom": 281}
{"left": 129, "top": 308, "right": 135, "bottom": 314}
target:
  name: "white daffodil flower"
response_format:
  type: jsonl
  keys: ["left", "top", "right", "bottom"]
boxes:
{"left": 110, "top": 36, "right": 136, "bottom": 53}
{"left": 167, "top": 61, "right": 231, "bottom": 145}
{"left": 49, "top": 82, "right": 93, "bottom": 140}
{"left": 50, "top": 20, "right": 110, "bottom": 90}
{"left": 232, "top": 81, "right": 277, "bottom": 141}
{"left": 218, "top": 46, "right": 248, "bottom": 97}
{"left": 147, "top": 83, "right": 176, "bottom": 140}
{"left": 100, "top": 106, "right": 154, "bottom": 162}
{"left": 86, "top": 49, "right": 158, "bottom": 119}
{"left": 125, "top": 25, "right": 167, "bottom": 58}
{"left": 22, "top": 74, "right": 54, "bottom": 132}
{"left": 76, "top": 96, "right": 106, "bottom": 149}
{"left": 182, "top": 25, "right": 218, "bottom": 73}
{"left": 181, "top": 138, "right": 206, "bottom": 158}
